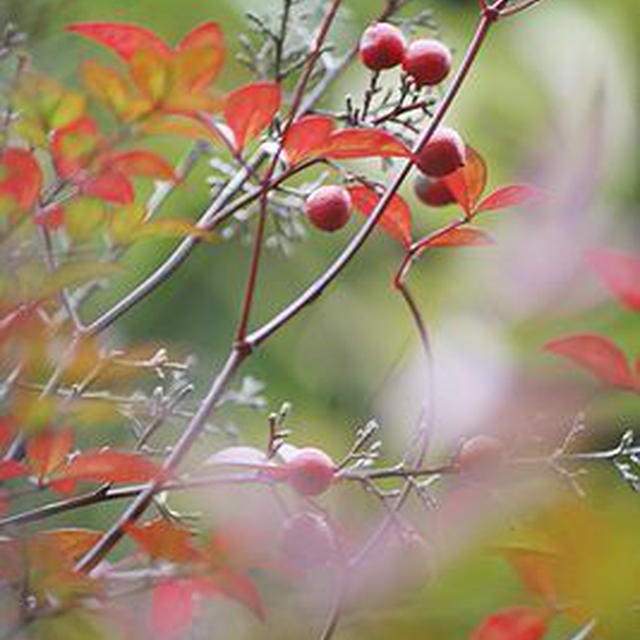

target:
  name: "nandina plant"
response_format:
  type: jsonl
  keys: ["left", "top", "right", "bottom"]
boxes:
{"left": 0, "top": 1, "right": 637, "bottom": 639}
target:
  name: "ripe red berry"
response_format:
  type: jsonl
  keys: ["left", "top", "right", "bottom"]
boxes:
{"left": 305, "top": 185, "right": 351, "bottom": 232}
{"left": 286, "top": 447, "right": 335, "bottom": 496}
{"left": 402, "top": 39, "right": 452, "bottom": 87}
{"left": 413, "top": 173, "right": 456, "bottom": 207}
{"left": 458, "top": 435, "right": 505, "bottom": 472}
{"left": 359, "top": 22, "right": 407, "bottom": 71}
{"left": 279, "top": 512, "right": 335, "bottom": 571}
{"left": 416, "top": 127, "right": 466, "bottom": 177}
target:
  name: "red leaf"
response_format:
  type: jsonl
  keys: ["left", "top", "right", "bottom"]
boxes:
{"left": 110, "top": 150, "right": 176, "bottom": 181}
{"left": 0, "top": 148, "right": 43, "bottom": 210}
{"left": 322, "top": 128, "right": 410, "bottom": 160}
{"left": 283, "top": 115, "right": 335, "bottom": 165}
{"left": 51, "top": 116, "right": 102, "bottom": 179}
{"left": 471, "top": 607, "right": 548, "bottom": 640}
{"left": 224, "top": 82, "right": 281, "bottom": 151}
{"left": 32, "top": 528, "right": 103, "bottom": 561}
{"left": 586, "top": 248, "right": 640, "bottom": 311}
{"left": 125, "top": 518, "right": 200, "bottom": 563}
{"left": 347, "top": 185, "right": 412, "bottom": 247}
{"left": 0, "top": 415, "right": 17, "bottom": 453}
{"left": 442, "top": 146, "right": 487, "bottom": 216}
{"left": 83, "top": 170, "right": 135, "bottom": 204}
{"left": 475, "top": 184, "right": 545, "bottom": 213}
{"left": 58, "top": 449, "right": 163, "bottom": 484}
{"left": 26, "top": 427, "right": 73, "bottom": 482}
{"left": 196, "top": 569, "right": 265, "bottom": 620}
{"left": 152, "top": 579, "right": 194, "bottom": 640}
{"left": 34, "top": 205, "right": 65, "bottom": 230}
{"left": 0, "top": 460, "right": 29, "bottom": 481}
{"left": 415, "top": 226, "right": 494, "bottom": 253}
{"left": 67, "top": 22, "right": 170, "bottom": 61}
{"left": 177, "top": 22, "right": 225, "bottom": 90}
{"left": 544, "top": 333, "right": 635, "bottom": 391}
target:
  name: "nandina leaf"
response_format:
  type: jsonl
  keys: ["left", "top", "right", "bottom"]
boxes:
{"left": 83, "top": 170, "right": 135, "bottom": 204}
{"left": 32, "top": 528, "right": 103, "bottom": 561}
{"left": 471, "top": 607, "right": 548, "bottom": 640}
{"left": 125, "top": 518, "right": 200, "bottom": 563}
{"left": 176, "top": 22, "right": 225, "bottom": 90}
{"left": 110, "top": 150, "right": 176, "bottom": 181}
{"left": 415, "top": 226, "right": 494, "bottom": 253}
{"left": 67, "top": 22, "right": 171, "bottom": 61}
{"left": 130, "top": 46, "right": 169, "bottom": 103}
{"left": 223, "top": 82, "right": 281, "bottom": 151}
{"left": 0, "top": 460, "right": 29, "bottom": 481}
{"left": 58, "top": 449, "right": 163, "bottom": 484}
{"left": 476, "top": 184, "right": 545, "bottom": 213}
{"left": 322, "top": 128, "right": 410, "bottom": 160}
{"left": 0, "top": 148, "right": 43, "bottom": 210}
{"left": 34, "top": 205, "right": 65, "bottom": 231}
{"left": 283, "top": 115, "right": 335, "bottom": 165}
{"left": 347, "top": 185, "right": 412, "bottom": 247}
{"left": 152, "top": 579, "right": 194, "bottom": 639}
{"left": 26, "top": 427, "right": 73, "bottom": 482}
{"left": 544, "top": 333, "right": 635, "bottom": 391}
{"left": 586, "top": 248, "right": 640, "bottom": 311}
{"left": 196, "top": 569, "right": 265, "bottom": 620}
{"left": 140, "top": 113, "right": 225, "bottom": 145}
{"left": 0, "top": 415, "right": 16, "bottom": 453}
{"left": 499, "top": 547, "right": 560, "bottom": 605}
{"left": 443, "top": 146, "right": 487, "bottom": 216}
{"left": 51, "top": 116, "right": 102, "bottom": 179}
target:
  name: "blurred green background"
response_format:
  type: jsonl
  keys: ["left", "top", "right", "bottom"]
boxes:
{"left": 2, "top": 0, "right": 638, "bottom": 637}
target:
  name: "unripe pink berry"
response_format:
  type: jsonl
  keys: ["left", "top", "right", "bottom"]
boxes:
{"left": 458, "top": 435, "right": 505, "bottom": 472}
{"left": 413, "top": 173, "right": 456, "bottom": 207}
{"left": 279, "top": 512, "right": 335, "bottom": 571}
{"left": 416, "top": 127, "right": 466, "bottom": 177}
{"left": 305, "top": 185, "right": 351, "bottom": 232}
{"left": 402, "top": 39, "right": 452, "bottom": 87}
{"left": 286, "top": 447, "right": 335, "bottom": 496}
{"left": 359, "top": 22, "right": 406, "bottom": 71}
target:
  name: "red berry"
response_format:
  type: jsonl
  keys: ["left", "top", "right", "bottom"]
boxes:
{"left": 305, "top": 186, "right": 351, "bottom": 232}
{"left": 279, "top": 512, "right": 335, "bottom": 571}
{"left": 413, "top": 173, "right": 456, "bottom": 207}
{"left": 402, "top": 39, "right": 452, "bottom": 87}
{"left": 286, "top": 447, "right": 335, "bottom": 496}
{"left": 458, "top": 435, "right": 505, "bottom": 472}
{"left": 359, "top": 23, "right": 407, "bottom": 71}
{"left": 416, "top": 127, "right": 466, "bottom": 177}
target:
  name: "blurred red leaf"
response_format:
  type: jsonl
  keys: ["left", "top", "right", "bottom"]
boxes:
{"left": 470, "top": 607, "right": 548, "bottom": 640}
{"left": 224, "top": 82, "right": 281, "bottom": 151}
{"left": 544, "top": 333, "right": 635, "bottom": 391}
{"left": 152, "top": 579, "right": 194, "bottom": 640}
{"left": 283, "top": 115, "right": 335, "bottom": 165}
{"left": 322, "top": 128, "right": 410, "bottom": 160}
{"left": 0, "top": 460, "right": 29, "bottom": 481}
{"left": 110, "top": 150, "right": 176, "bottom": 181}
{"left": 586, "top": 248, "right": 640, "bottom": 311}
{"left": 125, "top": 518, "right": 200, "bottom": 563}
{"left": 347, "top": 185, "right": 412, "bottom": 247}
{"left": 32, "top": 528, "right": 103, "bottom": 561}
{"left": 196, "top": 569, "right": 265, "bottom": 620}
{"left": 415, "top": 226, "right": 494, "bottom": 254}
{"left": 51, "top": 116, "right": 102, "bottom": 179}
{"left": 83, "top": 170, "right": 135, "bottom": 204}
{"left": 476, "top": 184, "right": 545, "bottom": 213}
{"left": 176, "top": 22, "right": 225, "bottom": 90}
{"left": 26, "top": 427, "right": 73, "bottom": 482}
{"left": 58, "top": 449, "right": 163, "bottom": 484}
{"left": 0, "top": 415, "right": 17, "bottom": 453}
{"left": 443, "top": 146, "right": 487, "bottom": 216}
{"left": 34, "top": 205, "right": 65, "bottom": 230}
{"left": 67, "top": 22, "right": 170, "bottom": 61}
{"left": 0, "top": 148, "right": 43, "bottom": 211}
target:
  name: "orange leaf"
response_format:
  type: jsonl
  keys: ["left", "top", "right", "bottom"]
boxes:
{"left": 0, "top": 460, "right": 29, "bottom": 481}
{"left": 176, "top": 22, "right": 225, "bottom": 90}
{"left": 347, "top": 184, "right": 412, "bottom": 247}
{"left": 110, "top": 150, "right": 176, "bottom": 181}
{"left": 283, "top": 115, "right": 335, "bottom": 165}
{"left": 0, "top": 148, "right": 43, "bottom": 210}
{"left": 140, "top": 113, "right": 225, "bottom": 145}
{"left": 586, "top": 248, "right": 640, "bottom": 311}
{"left": 544, "top": 333, "right": 635, "bottom": 391}
{"left": 443, "top": 146, "right": 487, "bottom": 216}
{"left": 31, "top": 528, "right": 103, "bottom": 561}
{"left": 83, "top": 170, "right": 135, "bottom": 204}
{"left": 125, "top": 518, "right": 200, "bottom": 563}
{"left": 223, "top": 82, "right": 281, "bottom": 151}
{"left": 415, "top": 226, "right": 494, "bottom": 253}
{"left": 67, "top": 22, "right": 170, "bottom": 61}
{"left": 322, "top": 128, "right": 409, "bottom": 160}
{"left": 470, "top": 607, "right": 548, "bottom": 640}
{"left": 500, "top": 547, "right": 560, "bottom": 605}
{"left": 58, "top": 449, "right": 163, "bottom": 484}
{"left": 26, "top": 427, "right": 73, "bottom": 482}
{"left": 51, "top": 116, "right": 102, "bottom": 179}
{"left": 475, "top": 184, "right": 545, "bottom": 213}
